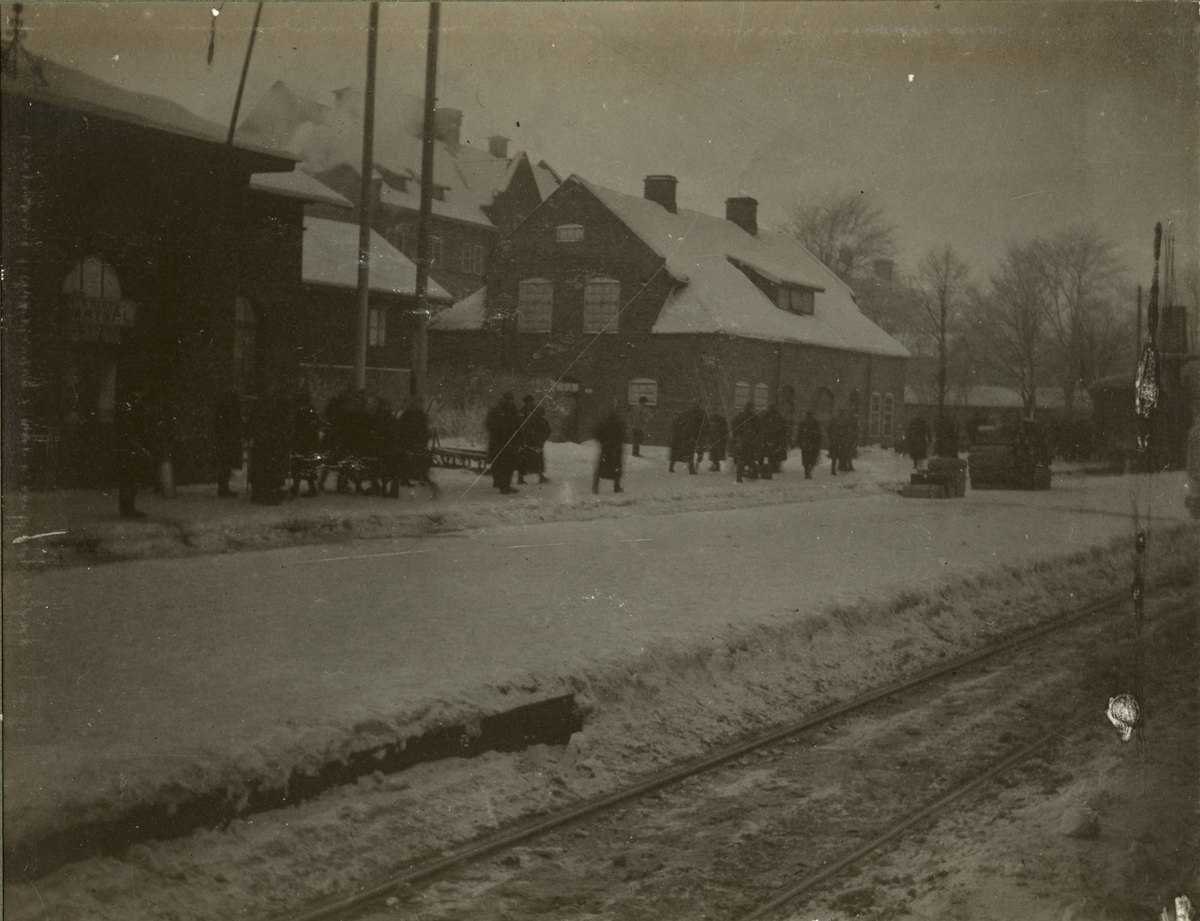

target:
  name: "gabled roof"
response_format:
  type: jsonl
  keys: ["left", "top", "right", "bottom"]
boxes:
{"left": 429, "top": 286, "right": 487, "bottom": 330}
{"left": 303, "top": 217, "right": 453, "bottom": 302}
{"left": 2, "top": 53, "right": 294, "bottom": 164}
{"left": 570, "top": 177, "right": 909, "bottom": 359}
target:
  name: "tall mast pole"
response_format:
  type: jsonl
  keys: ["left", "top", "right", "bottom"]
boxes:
{"left": 412, "top": 1, "right": 440, "bottom": 404}
{"left": 226, "top": 2, "right": 263, "bottom": 145}
{"left": 353, "top": 2, "right": 380, "bottom": 391}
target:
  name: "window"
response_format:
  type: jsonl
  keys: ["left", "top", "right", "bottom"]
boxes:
{"left": 754, "top": 383, "right": 770, "bottom": 409}
{"left": 461, "top": 244, "right": 473, "bottom": 274}
{"left": 583, "top": 277, "right": 620, "bottom": 333}
{"left": 734, "top": 381, "right": 751, "bottom": 410}
{"left": 882, "top": 393, "right": 895, "bottom": 439}
{"left": 234, "top": 296, "right": 256, "bottom": 390}
{"left": 869, "top": 392, "right": 882, "bottom": 438}
{"left": 473, "top": 245, "right": 485, "bottom": 275}
{"left": 628, "top": 379, "right": 658, "bottom": 405}
{"left": 518, "top": 279, "right": 553, "bottom": 333}
{"left": 368, "top": 307, "right": 387, "bottom": 347}
{"left": 776, "top": 286, "right": 815, "bottom": 316}
{"left": 556, "top": 224, "right": 584, "bottom": 243}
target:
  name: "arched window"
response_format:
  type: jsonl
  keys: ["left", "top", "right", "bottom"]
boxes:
{"left": 62, "top": 255, "right": 133, "bottom": 343}
{"left": 869, "top": 392, "right": 882, "bottom": 438}
{"left": 734, "top": 381, "right": 751, "bottom": 410}
{"left": 754, "top": 382, "right": 770, "bottom": 409}
{"left": 583, "top": 277, "right": 620, "bottom": 333}
{"left": 234, "top": 296, "right": 257, "bottom": 391}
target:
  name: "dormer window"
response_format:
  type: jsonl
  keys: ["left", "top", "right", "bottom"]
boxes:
{"left": 556, "top": 224, "right": 584, "bottom": 243}
{"left": 777, "top": 286, "right": 815, "bottom": 316}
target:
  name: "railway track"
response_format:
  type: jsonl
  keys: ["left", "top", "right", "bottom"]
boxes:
{"left": 271, "top": 588, "right": 1197, "bottom": 921}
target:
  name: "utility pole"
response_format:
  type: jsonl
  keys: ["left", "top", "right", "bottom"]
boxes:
{"left": 353, "top": 2, "right": 380, "bottom": 391}
{"left": 412, "top": 1, "right": 440, "bottom": 404}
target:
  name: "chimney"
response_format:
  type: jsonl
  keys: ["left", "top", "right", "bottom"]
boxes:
{"left": 488, "top": 135, "right": 510, "bottom": 159}
{"left": 725, "top": 197, "right": 758, "bottom": 236}
{"left": 643, "top": 175, "right": 678, "bottom": 214}
{"left": 433, "top": 108, "right": 463, "bottom": 148}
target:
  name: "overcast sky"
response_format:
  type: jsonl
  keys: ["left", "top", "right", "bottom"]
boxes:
{"left": 13, "top": 2, "right": 1199, "bottom": 290}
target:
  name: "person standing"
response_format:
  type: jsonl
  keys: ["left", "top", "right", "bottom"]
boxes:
{"left": 516, "top": 395, "right": 536, "bottom": 485}
{"left": 213, "top": 388, "right": 244, "bottom": 498}
{"left": 396, "top": 397, "right": 439, "bottom": 498}
{"left": 290, "top": 390, "right": 323, "bottom": 497}
{"left": 797, "top": 410, "right": 822, "bottom": 479}
{"left": 732, "top": 400, "right": 760, "bottom": 483}
{"left": 905, "top": 415, "right": 930, "bottom": 470}
{"left": 759, "top": 402, "right": 789, "bottom": 477}
{"left": 670, "top": 401, "right": 704, "bottom": 474}
{"left": 249, "top": 383, "right": 292, "bottom": 505}
{"left": 827, "top": 410, "right": 846, "bottom": 476}
{"left": 630, "top": 396, "right": 651, "bottom": 457}
{"left": 520, "top": 402, "right": 552, "bottom": 485}
{"left": 592, "top": 400, "right": 626, "bottom": 494}
{"left": 934, "top": 412, "right": 960, "bottom": 459}
{"left": 486, "top": 391, "right": 522, "bottom": 494}
{"left": 704, "top": 409, "right": 729, "bottom": 471}
{"left": 113, "top": 386, "right": 152, "bottom": 518}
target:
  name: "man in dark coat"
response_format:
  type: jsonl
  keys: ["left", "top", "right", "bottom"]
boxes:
{"left": 518, "top": 401, "right": 552, "bottom": 485}
{"left": 827, "top": 410, "right": 848, "bottom": 476}
{"left": 486, "top": 391, "right": 522, "bottom": 494}
{"left": 213, "top": 388, "right": 244, "bottom": 498}
{"left": 249, "top": 383, "right": 292, "bottom": 505}
{"left": 114, "top": 386, "right": 152, "bottom": 518}
{"left": 703, "top": 410, "right": 729, "bottom": 471}
{"left": 732, "top": 401, "right": 760, "bottom": 483}
{"left": 759, "top": 402, "right": 789, "bottom": 477}
{"left": 905, "top": 415, "right": 930, "bottom": 469}
{"left": 670, "top": 401, "right": 705, "bottom": 474}
{"left": 289, "top": 390, "right": 323, "bottom": 497}
{"left": 366, "top": 399, "right": 397, "bottom": 496}
{"left": 592, "top": 400, "right": 626, "bottom": 494}
{"left": 395, "top": 398, "right": 439, "bottom": 498}
{"left": 629, "top": 396, "right": 652, "bottom": 457}
{"left": 797, "top": 411, "right": 822, "bottom": 479}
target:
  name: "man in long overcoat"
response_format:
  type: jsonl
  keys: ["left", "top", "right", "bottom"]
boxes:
{"left": 592, "top": 400, "right": 626, "bottom": 494}
{"left": 396, "top": 398, "right": 439, "bottom": 498}
{"left": 732, "top": 401, "right": 760, "bottom": 483}
{"left": 486, "top": 391, "right": 522, "bottom": 494}
{"left": 518, "top": 402, "right": 552, "bottom": 485}
{"left": 703, "top": 410, "right": 729, "bottom": 471}
{"left": 797, "top": 411, "right": 822, "bottom": 479}
{"left": 669, "top": 401, "right": 705, "bottom": 474}
{"left": 905, "top": 415, "right": 930, "bottom": 469}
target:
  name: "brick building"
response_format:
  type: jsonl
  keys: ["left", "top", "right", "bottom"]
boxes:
{"left": 429, "top": 175, "right": 909, "bottom": 446}
{"left": 237, "top": 83, "right": 560, "bottom": 301}
{"left": 3, "top": 55, "right": 305, "bottom": 488}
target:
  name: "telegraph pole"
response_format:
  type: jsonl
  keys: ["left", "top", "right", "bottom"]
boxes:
{"left": 412, "top": 1, "right": 440, "bottom": 404}
{"left": 353, "top": 2, "right": 380, "bottom": 391}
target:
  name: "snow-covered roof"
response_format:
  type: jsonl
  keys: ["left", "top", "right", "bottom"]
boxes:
{"left": 303, "top": 217, "right": 452, "bottom": 302}
{"left": 429, "top": 286, "right": 487, "bottom": 330}
{"left": 251, "top": 171, "right": 353, "bottom": 208}
{"left": 378, "top": 178, "right": 495, "bottom": 229}
{"left": 532, "top": 160, "right": 563, "bottom": 201}
{"left": 572, "top": 177, "right": 908, "bottom": 359}
{"left": 2, "top": 54, "right": 294, "bottom": 164}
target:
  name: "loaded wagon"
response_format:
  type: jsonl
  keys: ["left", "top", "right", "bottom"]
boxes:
{"left": 968, "top": 420, "right": 1051, "bottom": 490}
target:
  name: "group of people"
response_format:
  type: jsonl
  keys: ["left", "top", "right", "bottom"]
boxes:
{"left": 216, "top": 385, "right": 439, "bottom": 506}
{"left": 485, "top": 392, "right": 552, "bottom": 494}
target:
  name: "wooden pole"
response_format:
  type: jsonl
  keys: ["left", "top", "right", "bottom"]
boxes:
{"left": 353, "top": 2, "right": 380, "bottom": 391}
{"left": 226, "top": 2, "right": 263, "bottom": 146}
{"left": 412, "top": 1, "right": 440, "bottom": 404}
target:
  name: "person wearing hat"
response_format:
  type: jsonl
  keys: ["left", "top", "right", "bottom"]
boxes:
{"left": 486, "top": 391, "right": 522, "bottom": 493}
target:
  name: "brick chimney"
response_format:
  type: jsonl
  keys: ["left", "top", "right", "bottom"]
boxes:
{"left": 725, "top": 197, "right": 758, "bottom": 236}
{"left": 488, "top": 135, "right": 510, "bottom": 159}
{"left": 644, "top": 175, "right": 678, "bottom": 214}
{"left": 434, "top": 108, "right": 463, "bottom": 148}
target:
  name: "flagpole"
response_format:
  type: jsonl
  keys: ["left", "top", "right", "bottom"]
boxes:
{"left": 412, "top": 1, "right": 440, "bottom": 404}
{"left": 353, "top": 2, "right": 380, "bottom": 391}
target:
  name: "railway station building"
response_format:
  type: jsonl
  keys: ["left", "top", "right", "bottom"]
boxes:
{"left": 428, "top": 174, "right": 909, "bottom": 446}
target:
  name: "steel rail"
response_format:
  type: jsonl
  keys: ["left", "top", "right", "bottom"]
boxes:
{"left": 738, "top": 730, "right": 1058, "bottom": 921}
{"left": 279, "top": 592, "right": 1125, "bottom": 921}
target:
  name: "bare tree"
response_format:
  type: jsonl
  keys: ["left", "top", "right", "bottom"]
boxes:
{"left": 785, "top": 190, "right": 898, "bottom": 285}
{"left": 1032, "top": 227, "right": 1128, "bottom": 407}
{"left": 970, "top": 240, "right": 1050, "bottom": 416}
{"left": 913, "top": 245, "right": 971, "bottom": 412}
